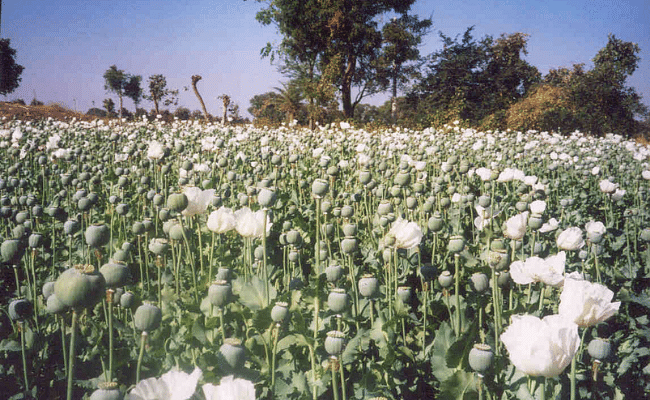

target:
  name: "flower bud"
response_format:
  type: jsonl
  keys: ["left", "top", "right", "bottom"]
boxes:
{"left": 438, "top": 271, "right": 453, "bottom": 288}
{"left": 219, "top": 338, "right": 246, "bottom": 371}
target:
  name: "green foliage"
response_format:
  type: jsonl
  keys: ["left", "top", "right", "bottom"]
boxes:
{"left": 103, "top": 65, "right": 142, "bottom": 118}
{"left": 143, "top": 74, "right": 178, "bottom": 116}
{"left": 408, "top": 27, "right": 540, "bottom": 127}
{"left": 0, "top": 39, "right": 25, "bottom": 96}
{"left": 505, "top": 84, "right": 578, "bottom": 132}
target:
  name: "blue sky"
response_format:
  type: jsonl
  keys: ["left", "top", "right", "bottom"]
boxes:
{"left": 2, "top": 0, "right": 649, "bottom": 119}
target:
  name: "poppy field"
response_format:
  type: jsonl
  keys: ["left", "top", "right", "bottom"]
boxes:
{"left": 0, "top": 117, "right": 649, "bottom": 399}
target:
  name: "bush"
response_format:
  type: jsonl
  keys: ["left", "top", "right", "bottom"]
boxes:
{"left": 506, "top": 84, "right": 577, "bottom": 133}
{"left": 174, "top": 107, "right": 191, "bottom": 120}
{"left": 86, "top": 108, "right": 107, "bottom": 117}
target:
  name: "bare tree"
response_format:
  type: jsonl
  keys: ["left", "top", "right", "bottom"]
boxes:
{"left": 191, "top": 75, "right": 209, "bottom": 120}
{"left": 218, "top": 94, "right": 231, "bottom": 125}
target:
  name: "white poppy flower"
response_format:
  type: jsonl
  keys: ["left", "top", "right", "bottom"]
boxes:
{"left": 556, "top": 227, "right": 585, "bottom": 250}
{"left": 529, "top": 200, "right": 546, "bottom": 214}
{"left": 147, "top": 140, "right": 165, "bottom": 160}
{"left": 207, "top": 207, "right": 236, "bottom": 234}
{"left": 182, "top": 187, "right": 215, "bottom": 217}
{"left": 539, "top": 218, "right": 559, "bottom": 233}
{"left": 559, "top": 275, "right": 620, "bottom": 327}
{"left": 386, "top": 218, "right": 423, "bottom": 249}
{"left": 585, "top": 221, "right": 606, "bottom": 243}
{"left": 127, "top": 367, "right": 202, "bottom": 400}
{"left": 599, "top": 179, "right": 618, "bottom": 194}
{"left": 501, "top": 314, "right": 579, "bottom": 378}
{"left": 509, "top": 252, "right": 566, "bottom": 286}
{"left": 235, "top": 207, "right": 272, "bottom": 238}
{"left": 503, "top": 212, "right": 529, "bottom": 240}
{"left": 202, "top": 375, "right": 255, "bottom": 400}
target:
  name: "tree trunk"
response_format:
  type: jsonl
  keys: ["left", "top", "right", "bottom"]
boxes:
{"left": 118, "top": 94, "right": 123, "bottom": 120}
{"left": 191, "top": 75, "right": 209, "bottom": 120}
{"left": 391, "top": 69, "right": 398, "bottom": 122}
{"left": 341, "top": 54, "right": 356, "bottom": 119}
{"left": 152, "top": 94, "right": 160, "bottom": 116}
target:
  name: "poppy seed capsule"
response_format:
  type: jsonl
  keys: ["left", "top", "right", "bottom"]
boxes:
{"left": 258, "top": 188, "right": 277, "bottom": 208}
{"left": 438, "top": 271, "right": 453, "bottom": 288}
{"left": 448, "top": 235, "right": 465, "bottom": 253}
{"left": 54, "top": 264, "right": 106, "bottom": 309}
{"left": 9, "top": 299, "right": 32, "bottom": 321}
{"left": 271, "top": 302, "right": 289, "bottom": 323}
{"left": 397, "top": 286, "right": 412, "bottom": 303}
{"left": 219, "top": 338, "right": 246, "bottom": 371}
{"left": 208, "top": 280, "right": 232, "bottom": 308}
{"left": 100, "top": 261, "right": 130, "bottom": 288}
{"left": 1, "top": 238, "right": 25, "bottom": 264}
{"left": 85, "top": 223, "right": 110, "bottom": 248}
{"left": 471, "top": 273, "right": 489, "bottom": 293}
{"left": 325, "top": 264, "right": 344, "bottom": 283}
{"left": 324, "top": 331, "right": 346, "bottom": 356}
{"left": 340, "top": 237, "right": 358, "bottom": 254}
{"left": 46, "top": 294, "right": 68, "bottom": 314}
{"left": 167, "top": 192, "right": 188, "bottom": 212}
{"left": 469, "top": 343, "right": 493, "bottom": 373}
{"left": 358, "top": 274, "right": 379, "bottom": 298}
{"left": 328, "top": 289, "right": 349, "bottom": 313}
{"left": 134, "top": 303, "right": 162, "bottom": 332}
{"left": 311, "top": 179, "right": 329, "bottom": 197}
{"left": 587, "top": 338, "right": 611, "bottom": 361}
{"left": 89, "top": 381, "right": 123, "bottom": 400}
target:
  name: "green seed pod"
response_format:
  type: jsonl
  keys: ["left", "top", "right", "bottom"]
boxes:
{"left": 447, "top": 235, "right": 465, "bottom": 253}
{"left": 311, "top": 179, "right": 329, "bottom": 197}
{"left": 288, "top": 249, "right": 300, "bottom": 263}
{"left": 89, "top": 381, "right": 123, "bottom": 400}
{"left": 397, "top": 286, "right": 412, "bottom": 303}
{"left": 377, "top": 200, "right": 393, "bottom": 216}
{"left": 394, "top": 171, "right": 411, "bottom": 187}
{"left": 216, "top": 267, "right": 232, "bottom": 281}
{"left": 438, "top": 271, "right": 453, "bottom": 288}
{"left": 219, "top": 338, "right": 246, "bottom": 371}
{"left": 328, "top": 288, "right": 349, "bottom": 313}
{"left": 358, "top": 274, "right": 379, "bottom": 298}
{"left": 587, "top": 338, "right": 611, "bottom": 361}
{"left": 167, "top": 192, "right": 188, "bottom": 212}
{"left": 528, "top": 213, "right": 543, "bottom": 230}
{"left": 1, "top": 238, "right": 25, "bottom": 265}
{"left": 342, "top": 223, "right": 357, "bottom": 237}
{"left": 428, "top": 212, "right": 444, "bottom": 233}
{"left": 358, "top": 170, "right": 372, "bottom": 185}
{"left": 132, "top": 221, "right": 145, "bottom": 235}
{"left": 208, "top": 280, "right": 232, "bottom": 308}
{"left": 340, "top": 237, "right": 358, "bottom": 254}
{"left": 471, "top": 273, "right": 489, "bottom": 293}
{"left": 325, "top": 264, "right": 344, "bottom": 283}
{"left": 28, "top": 232, "right": 43, "bottom": 248}
{"left": 112, "top": 249, "right": 129, "bottom": 262}
{"left": 9, "top": 298, "right": 32, "bottom": 321}
{"left": 134, "top": 303, "right": 162, "bottom": 332}
{"left": 469, "top": 343, "right": 493, "bottom": 373}
{"left": 168, "top": 224, "right": 187, "bottom": 241}
{"left": 258, "top": 188, "right": 277, "bottom": 208}
{"left": 46, "top": 293, "right": 68, "bottom": 314}
{"left": 271, "top": 302, "right": 289, "bottom": 323}
{"left": 100, "top": 261, "right": 130, "bottom": 288}
{"left": 54, "top": 264, "right": 106, "bottom": 309}
{"left": 85, "top": 223, "right": 110, "bottom": 248}
{"left": 42, "top": 281, "right": 55, "bottom": 299}
{"left": 420, "top": 263, "right": 436, "bottom": 282}
{"left": 148, "top": 238, "right": 169, "bottom": 256}
{"left": 324, "top": 331, "right": 346, "bottom": 356}
{"left": 340, "top": 205, "right": 354, "bottom": 218}
{"left": 286, "top": 230, "right": 302, "bottom": 246}
{"left": 120, "top": 291, "right": 135, "bottom": 309}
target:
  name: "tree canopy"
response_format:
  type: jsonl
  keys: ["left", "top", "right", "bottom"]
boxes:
{"left": 0, "top": 39, "right": 25, "bottom": 96}
{"left": 143, "top": 74, "right": 179, "bottom": 116}
{"left": 255, "top": 0, "right": 428, "bottom": 119}
{"left": 103, "top": 65, "right": 142, "bottom": 119}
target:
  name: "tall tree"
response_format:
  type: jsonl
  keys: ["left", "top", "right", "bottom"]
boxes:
{"left": 143, "top": 74, "right": 179, "bottom": 115}
{"left": 377, "top": 14, "right": 432, "bottom": 120}
{"left": 255, "top": 0, "right": 422, "bottom": 119}
{"left": 191, "top": 75, "right": 210, "bottom": 120}
{"left": 0, "top": 38, "right": 25, "bottom": 96}
{"left": 103, "top": 65, "right": 142, "bottom": 119}
{"left": 248, "top": 91, "right": 285, "bottom": 124}
{"left": 409, "top": 27, "right": 539, "bottom": 126}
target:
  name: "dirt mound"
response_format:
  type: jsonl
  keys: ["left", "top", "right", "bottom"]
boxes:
{"left": 0, "top": 102, "right": 101, "bottom": 122}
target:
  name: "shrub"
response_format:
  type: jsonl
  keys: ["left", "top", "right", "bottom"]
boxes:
{"left": 506, "top": 84, "right": 577, "bottom": 133}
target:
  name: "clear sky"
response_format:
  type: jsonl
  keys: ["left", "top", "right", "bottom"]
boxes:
{"left": 2, "top": 0, "right": 649, "bottom": 119}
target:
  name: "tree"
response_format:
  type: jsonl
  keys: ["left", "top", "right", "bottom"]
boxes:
{"left": 143, "top": 74, "right": 179, "bottom": 115}
{"left": 408, "top": 27, "right": 539, "bottom": 126}
{"left": 248, "top": 92, "right": 285, "bottom": 124}
{"left": 103, "top": 98, "right": 115, "bottom": 116}
{"left": 218, "top": 94, "right": 230, "bottom": 125}
{"left": 255, "top": 0, "right": 423, "bottom": 119}
{"left": 377, "top": 15, "right": 432, "bottom": 120}
{"left": 0, "top": 39, "right": 25, "bottom": 96}
{"left": 191, "top": 75, "right": 210, "bottom": 120}
{"left": 536, "top": 35, "right": 647, "bottom": 136}
{"left": 103, "top": 65, "right": 142, "bottom": 119}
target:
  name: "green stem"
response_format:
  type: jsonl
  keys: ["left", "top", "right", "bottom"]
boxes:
{"left": 108, "top": 294, "right": 114, "bottom": 382}
{"left": 136, "top": 331, "right": 148, "bottom": 384}
{"left": 331, "top": 358, "right": 339, "bottom": 400}
{"left": 66, "top": 310, "right": 79, "bottom": 400}
{"left": 20, "top": 322, "right": 29, "bottom": 394}
{"left": 454, "top": 254, "right": 462, "bottom": 336}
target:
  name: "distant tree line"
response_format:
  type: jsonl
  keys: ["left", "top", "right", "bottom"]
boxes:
{"left": 251, "top": 0, "right": 648, "bottom": 137}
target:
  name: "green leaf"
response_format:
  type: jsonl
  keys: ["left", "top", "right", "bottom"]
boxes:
{"left": 235, "top": 276, "right": 277, "bottom": 310}
{"left": 438, "top": 370, "right": 477, "bottom": 400}
{"left": 431, "top": 321, "right": 456, "bottom": 382}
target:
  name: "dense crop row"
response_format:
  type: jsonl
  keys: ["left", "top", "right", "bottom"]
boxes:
{"left": 1, "top": 117, "right": 649, "bottom": 399}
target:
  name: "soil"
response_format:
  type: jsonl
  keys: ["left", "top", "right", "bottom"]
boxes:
{"left": 0, "top": 101, "right": 102, "bottom": 122}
